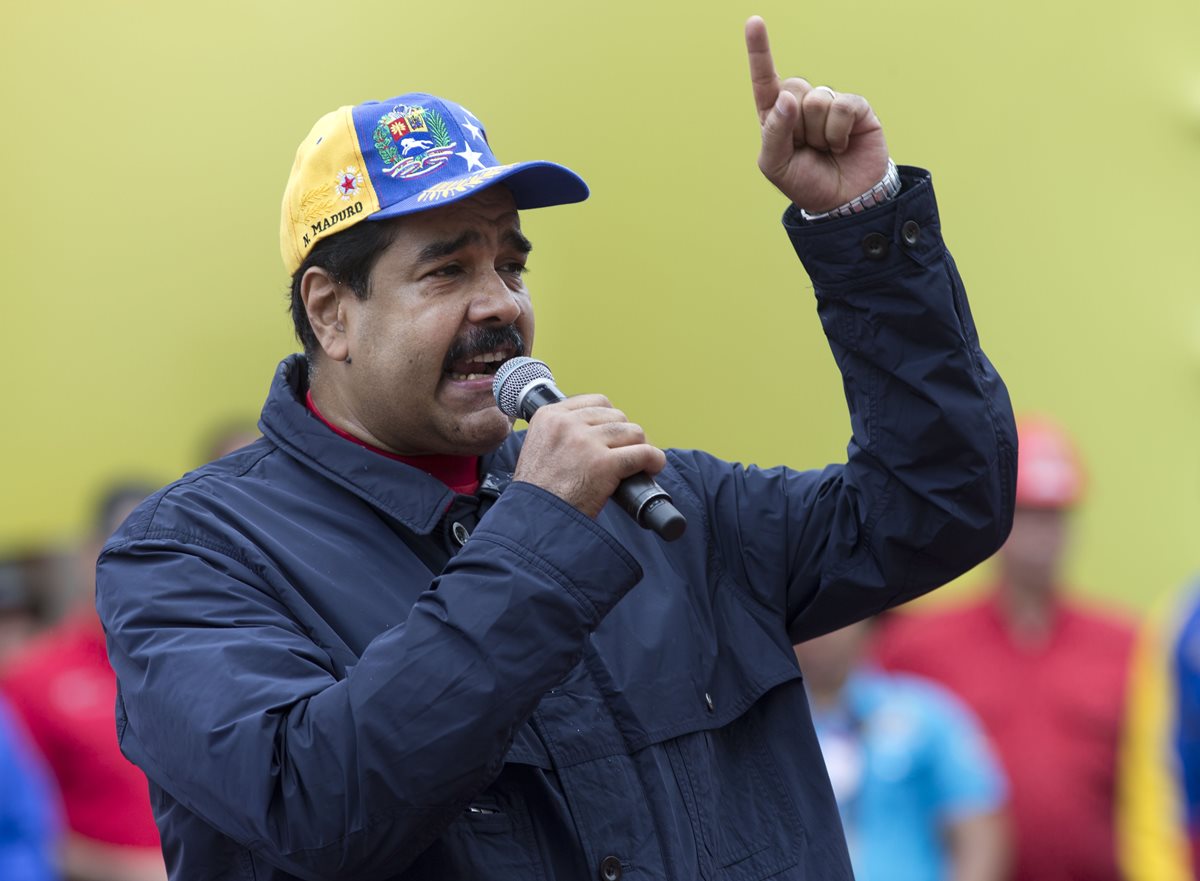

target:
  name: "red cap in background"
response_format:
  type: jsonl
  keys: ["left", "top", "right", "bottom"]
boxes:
{"left": 1015, "top": 416, "right": 1085, "bottom": 509}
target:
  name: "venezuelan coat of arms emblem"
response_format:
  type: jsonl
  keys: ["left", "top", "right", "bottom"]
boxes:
{"left": 373, "top": 105, "right": 456, "bottom": 180}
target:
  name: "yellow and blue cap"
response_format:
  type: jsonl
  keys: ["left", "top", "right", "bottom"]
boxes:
{"left": 280, "top": 92, "right": 589, "bottom": 274}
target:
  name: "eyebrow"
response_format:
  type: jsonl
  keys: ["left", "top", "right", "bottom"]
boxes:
{"left": 416, "top": 231, "right": 482, "bottom": 265}
{"left": 414, "top": 225, "right": 534, "bottom": 266}
{"left": 505, "top": 228, "right": 534, "bottom": 255}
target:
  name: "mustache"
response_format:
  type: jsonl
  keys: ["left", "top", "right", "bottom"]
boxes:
{"left": 442, "top": 325, "right": 526, "bottom": 369}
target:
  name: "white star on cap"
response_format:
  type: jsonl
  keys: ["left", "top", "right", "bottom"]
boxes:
{"left": 462, "top": 120, "right": 484, "bottom": 141}
{"left": 456, "top": 143, "right": 486, "bottom": 171}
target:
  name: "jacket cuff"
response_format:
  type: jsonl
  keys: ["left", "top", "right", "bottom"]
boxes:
{"left": 783, "top": 166, "right": 945, "bottom": 289}
{"left": 471, "top": 481, "right": 644, "bottom": 624}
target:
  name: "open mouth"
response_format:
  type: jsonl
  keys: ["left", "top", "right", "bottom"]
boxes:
{"left": 445, "top": 349, "right": 516, "bottom": 382}
{"left": 443, "top": 326, "right": 525, "bottom": 384}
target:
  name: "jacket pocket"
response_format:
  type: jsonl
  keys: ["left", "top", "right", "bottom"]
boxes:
{"left": 665, "top": 708, "right": 802, "bottom": 881}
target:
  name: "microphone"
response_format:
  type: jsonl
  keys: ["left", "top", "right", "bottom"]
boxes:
{"left": 493, "top": 357, "right": 687, "bottom": 542}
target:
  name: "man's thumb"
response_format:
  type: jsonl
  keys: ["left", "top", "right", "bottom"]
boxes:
{"left": 758, "top": 91, "right": 797, "bottom": 179}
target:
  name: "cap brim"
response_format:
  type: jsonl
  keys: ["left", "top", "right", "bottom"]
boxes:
{"left": 369, "top": 161, "right": 588, "bottom": 222}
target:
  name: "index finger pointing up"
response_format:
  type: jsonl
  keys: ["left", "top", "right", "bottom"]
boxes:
{"left": 746, "top": 16, "right": 780, "bottom": 123}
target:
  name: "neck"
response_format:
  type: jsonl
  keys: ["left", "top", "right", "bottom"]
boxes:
{"left": 304, "top": 389, "right": 480, "bottom": 494}
{"left": 996, "top": 576, "right": 1058, "bottom": 645}
{"left": 307, "top": 374, "right": 395, "bottom": 455}
{"left": 806, "top": 680, "right": 847, "bottom": 712}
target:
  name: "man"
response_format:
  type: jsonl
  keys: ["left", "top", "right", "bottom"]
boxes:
{"left": 794, "top": 619, "right": 1010, "bottom": 881}
{"left": 877, "top": 416, "right": 1136, "bottom": 881}
{"left": 0, "top": 563, "right": 39, "bottom": 666}
{"left": 2, "top": 482, "right": 166, "bottom": 881}
{"left": 97, "top": 18, "right": 1016, "bottom": 881}
{"left": 198, "top": 419, "right": 261, "bottom": 463}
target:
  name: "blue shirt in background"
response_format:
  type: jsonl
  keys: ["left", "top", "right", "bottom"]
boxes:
{"left": 0, "top": 695, "right": 61, "bottom": 881}
{"left": 811, "top": 669, "right": 1006, "bottom": 881}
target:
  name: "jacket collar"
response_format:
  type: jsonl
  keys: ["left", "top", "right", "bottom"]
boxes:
{"left": 259, "top": 355, "right": 519, "bottom": 534}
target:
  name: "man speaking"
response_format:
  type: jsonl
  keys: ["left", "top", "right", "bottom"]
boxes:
{"left": 97, "top": 17, "right": 1016, "bottom": 881}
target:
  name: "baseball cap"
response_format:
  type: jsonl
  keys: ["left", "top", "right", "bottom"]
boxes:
{"left": 1014, "top": 415, "right": 1086, "bottom": 509}
{"left": 280, "top": 92, "right": 589, "bottom": 274}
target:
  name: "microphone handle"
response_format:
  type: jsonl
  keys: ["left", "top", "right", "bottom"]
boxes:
{"left": 517, "top": 381, "right": 687, "bottom": 542}
{"left": 612, "top": 473, "right": 688, "bottom": 542}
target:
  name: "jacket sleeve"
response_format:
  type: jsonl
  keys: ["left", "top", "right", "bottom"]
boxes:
{"left": 668, "top": 168, "right": 1016, "bottom": 644}
{"left": 96, "top": 481, "right": 641, "bottom": 880}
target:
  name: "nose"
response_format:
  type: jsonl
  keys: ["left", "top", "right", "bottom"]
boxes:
{"left": 467, "top": 272, "right": 523, "bottom": 326}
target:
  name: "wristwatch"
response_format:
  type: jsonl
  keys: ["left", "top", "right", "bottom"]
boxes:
{"left": 800, "top": 158, "right": 900, "bottom": 222}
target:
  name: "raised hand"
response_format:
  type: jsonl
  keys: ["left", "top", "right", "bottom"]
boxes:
{"left": 745, "top": 16, "right": 891, "bottom": 213}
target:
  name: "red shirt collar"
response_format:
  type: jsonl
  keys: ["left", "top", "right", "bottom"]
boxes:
{"left": 305, "top": 390, "right": 480, "bottom": 495}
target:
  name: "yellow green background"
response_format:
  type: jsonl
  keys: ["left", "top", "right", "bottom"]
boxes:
{"left": 3, "top": 0, "right": 1198, "bottom": 613}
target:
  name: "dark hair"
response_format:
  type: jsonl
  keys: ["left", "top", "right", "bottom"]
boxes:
{"left": 93, "top": 481, "right": 158, "bottom": 540}
{"left": 288, "top": 219, "right": 401, "bottom": 358}
{"left": 199, "top": 418, "right": 260, "bottom": 464}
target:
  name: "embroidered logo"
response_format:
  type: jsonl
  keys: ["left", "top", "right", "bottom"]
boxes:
{"left": 418, "top": 165, "right": 512, "bottom": 203}
{"left": 294, "top": 186, "right": 337, "bottom": 227}
{"left": 335, "top": 167, "right": 363, "bottom": 201}
{"left": 373, "top": 105, "right": 456, "bottom": 179}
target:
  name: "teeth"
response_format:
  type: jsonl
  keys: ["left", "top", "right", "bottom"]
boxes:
{"left": 446, "top": 352, "right": 510, "bottom": 381}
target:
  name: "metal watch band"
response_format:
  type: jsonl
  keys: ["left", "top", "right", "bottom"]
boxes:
{"left": 799, "top": 158, "right": 900, "bottom": 222}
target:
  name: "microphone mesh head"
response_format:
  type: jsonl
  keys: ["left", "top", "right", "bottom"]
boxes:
{"left": 493, "top": 357, "right": 555, "bottom": 418}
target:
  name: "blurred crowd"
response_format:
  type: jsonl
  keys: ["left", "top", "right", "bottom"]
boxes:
{"left": 0, "top": 414, "right": 1195, "bottom": 880}
{"left": 0, "top": 423, "right": 258, "bottom": 881}
{"left": 796, "top": 416, "right": 1199, "bottom": 881}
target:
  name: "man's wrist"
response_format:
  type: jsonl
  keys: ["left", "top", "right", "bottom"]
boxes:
{"left": 799, "top": 158, "right": 900, "bottom": 222}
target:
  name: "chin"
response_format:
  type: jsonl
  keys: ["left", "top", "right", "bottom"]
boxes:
{"left": 446, "top": 412, "right": 514, "bottom": 456}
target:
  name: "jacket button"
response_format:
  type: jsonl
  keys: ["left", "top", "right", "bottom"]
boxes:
{"left": 704, "top": 692, "right": 715, "bottom": 713}
{"left": 901, "top": 220, "right": 921, "bottom": 245}
{"left": 451, "top": 521, "right": 470, "bottom": 547}
{"left": 861, "top": 232, "right": 889, "bottom": 260}
{"left": 599, "top": 855, "right": 622, "bottom": 881}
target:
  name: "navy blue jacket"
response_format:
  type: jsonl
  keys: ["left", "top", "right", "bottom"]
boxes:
{"left": 97, "top": 169, "right": 1016, "bottom": 881}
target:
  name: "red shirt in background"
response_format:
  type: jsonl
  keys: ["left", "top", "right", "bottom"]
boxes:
{"left": 0, "top": 609, "right": 162, "bottom": 848}
{"left": 875, "top": 592, "right": 1135, "bottom": 881}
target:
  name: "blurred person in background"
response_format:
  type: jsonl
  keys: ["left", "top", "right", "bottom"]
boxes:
{"left": 0, "top": 694, "right": 61, "bottom": 881}
{"left": 876, "top": 416, "right": 1137, "bottom": 881}
{"left": 199, "top": 418, "right": 260, "bottom": 463}
{"left": 1, "top": 482, "right": 165, "bottom": 881}
{"left": 1116, "top": 579, "right": 1200, "bottom": 881}
{"left": 794, "top": 617, "right": 1010, "bottom": 881}
{"left": 0, "top": 563, "right": 40, "bottom": 665}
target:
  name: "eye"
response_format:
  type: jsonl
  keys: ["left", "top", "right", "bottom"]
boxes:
{"left": 427, "top": 263, "right": 465, "bottom": 279}
{"left": 499, "top": 261, "right": 528, "bottom": 277}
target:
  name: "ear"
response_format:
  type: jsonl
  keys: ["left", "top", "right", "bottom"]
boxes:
{"left": 300, "top": 267, "right": 350, "bottom": 363}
